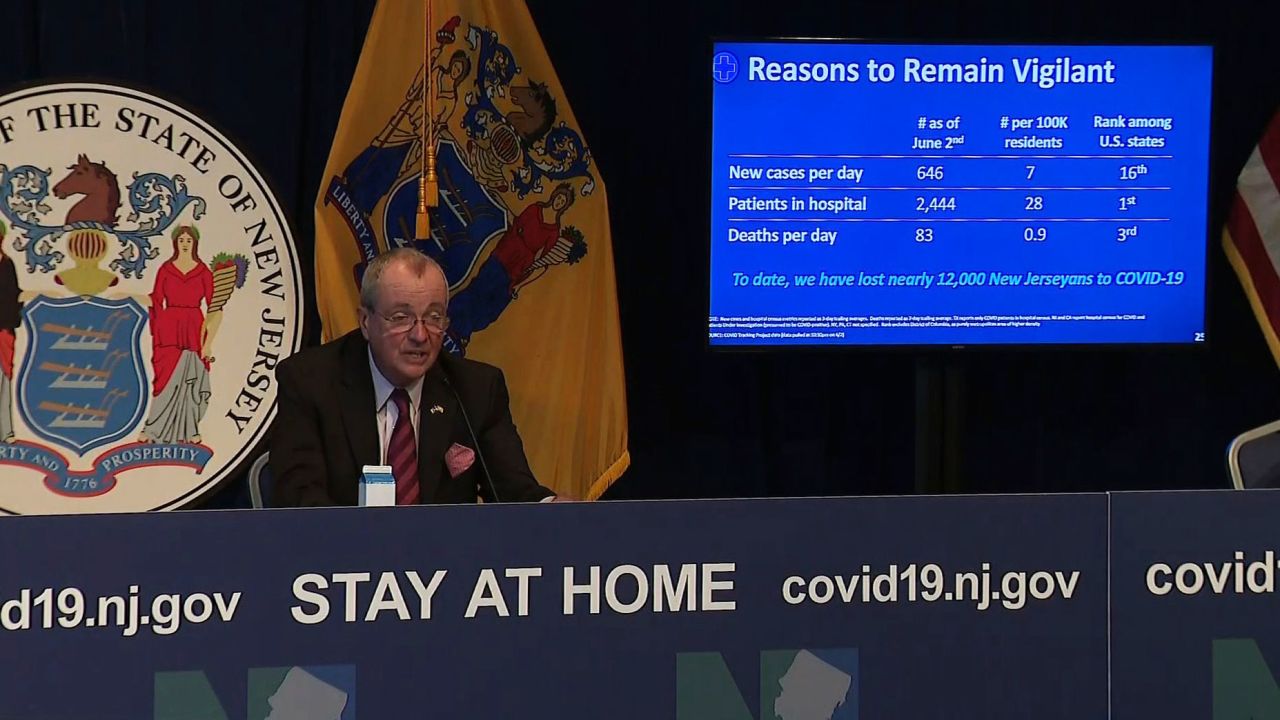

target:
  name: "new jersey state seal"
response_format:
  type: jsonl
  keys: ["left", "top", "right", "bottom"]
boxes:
{"left": 0, "top": 83, "right": 302, "bottom": 514}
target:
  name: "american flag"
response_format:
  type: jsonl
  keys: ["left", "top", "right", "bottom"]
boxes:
{"left": 1225, "top": 111, "right": 1280, "bottom": 362}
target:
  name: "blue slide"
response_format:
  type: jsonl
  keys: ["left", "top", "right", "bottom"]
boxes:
{"left": 709, "top": 42, "right": 1213, "bottom": 347}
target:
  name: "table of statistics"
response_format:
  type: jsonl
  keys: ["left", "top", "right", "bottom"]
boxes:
{"left": 709, "top": 43, "right": 1213, "bottom": 346}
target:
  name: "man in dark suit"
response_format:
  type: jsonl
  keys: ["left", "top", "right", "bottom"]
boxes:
{"left": 271, "top": 247, "right": 557, "bottom": 506}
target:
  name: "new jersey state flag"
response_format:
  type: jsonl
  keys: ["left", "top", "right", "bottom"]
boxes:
{"left": 316, "top": 0, "right": 628, "bottom": 499}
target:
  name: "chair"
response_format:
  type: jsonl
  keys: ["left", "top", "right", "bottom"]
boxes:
{"left": 247, "top": 452, "right": 273, "bottom": 508}
{"left": 1227, "top": 419, "right": 1280, "bottom": 489}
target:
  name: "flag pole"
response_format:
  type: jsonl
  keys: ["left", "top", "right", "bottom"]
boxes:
{"left": 416, "top": 0, "right": 437, "bottom": 240}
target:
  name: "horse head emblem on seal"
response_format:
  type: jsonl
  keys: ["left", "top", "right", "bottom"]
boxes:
{"left": 52, "top": 154, "right": 121, "bottom": 227}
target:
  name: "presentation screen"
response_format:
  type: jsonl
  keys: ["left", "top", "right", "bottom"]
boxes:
{"left": 709, "top": 41, "right": 1213, "bottom": 347}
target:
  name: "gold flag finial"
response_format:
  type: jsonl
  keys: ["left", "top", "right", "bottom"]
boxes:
{"left": 416, "top": 0, "right": 438, "bottom": 240}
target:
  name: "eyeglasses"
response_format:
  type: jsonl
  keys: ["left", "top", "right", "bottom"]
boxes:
{"left": 377, "top": 310, "right": 450, "bottom": 334}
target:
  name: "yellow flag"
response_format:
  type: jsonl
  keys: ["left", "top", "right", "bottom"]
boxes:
{"left": 315, "top": 0, "right": 628, "bottom": 499}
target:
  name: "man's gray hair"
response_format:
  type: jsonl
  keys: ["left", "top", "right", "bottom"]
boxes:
{"left": 359, "top": 247, "right": 446, "bottom": 310}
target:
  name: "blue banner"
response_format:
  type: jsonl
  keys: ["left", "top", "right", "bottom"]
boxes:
{"left": 1111, "top": 490, "right": 1280, "bottom": 719}
{"left": 0, "top": 494, "right": 1109, "bottom": 719}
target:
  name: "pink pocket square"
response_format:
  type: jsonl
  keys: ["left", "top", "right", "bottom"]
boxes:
{"left": 445, "top": 443, "right": 476, "bottom": 479}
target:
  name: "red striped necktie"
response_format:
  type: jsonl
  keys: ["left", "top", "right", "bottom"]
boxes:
{"left": 388, "top": 388, "right": 420, "bottom": 505}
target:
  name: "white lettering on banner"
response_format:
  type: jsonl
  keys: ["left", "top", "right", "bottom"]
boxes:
{"left": 702, "top": 563, "right": 737, "bottom": 611}
{"left": 563, "top": 566, "right": 601, "bottom": 615}
{"left": 291, "top": 573, "right": 329, "bottom": 624}
{"left": 331, "top": 572, "right": 371, "bottom": 622}
{"left": 1145, "top": 551, "right": 1278, "bottom": 597}
{"left": 290, "top": 570, "right": 448, "bottom": 624}
{"left": 465, "top": 567, "right": 544, "bottom": 618}
{"left": 562, "top": 563, "right": 737, "bottom": 615}
{"left": 605, "top": 565, "right": 649, "bottom": 615}
{"left": 1146, "top": 563, "right": 1172, "bottom": 595}
{"left": 780, "top": 565, "right": 1080, "bottom": 611}
{"left": 654, "top": 564, "right": 698, "bottom": 612}
{"left": 406, "top": 570, "right": 448, "bottom": 619}
{"left": 466, "top": 570, "right": 509, "bottom": 618}
{"left": 1, "top": 585, "right": 242, "bottom": 635}
{"left": 506, "top": 568, "right": 542, "bottom": 617}
{"left": 367, "top": 573, "right": 411, "bottom": 621}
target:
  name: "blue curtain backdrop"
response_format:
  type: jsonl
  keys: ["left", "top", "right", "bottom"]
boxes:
{"left": 0, "top": 0, "right": 1276, "bottom": 505}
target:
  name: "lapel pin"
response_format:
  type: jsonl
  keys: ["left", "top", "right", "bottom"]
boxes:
{"left": 430, "top": 405, "right": 444, "bottom": 415}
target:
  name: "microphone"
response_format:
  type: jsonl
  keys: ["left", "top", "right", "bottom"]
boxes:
{"left": 439, "top": 367, "right": 500, "bottom": 503}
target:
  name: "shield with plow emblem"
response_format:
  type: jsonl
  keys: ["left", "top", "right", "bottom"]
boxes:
{"left": 17, "top": 295, "right": 147, "bottom": 454}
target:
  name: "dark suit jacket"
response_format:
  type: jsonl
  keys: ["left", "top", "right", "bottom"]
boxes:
{"left": 270, "top": 330, "right": 553, "bottom": 506}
